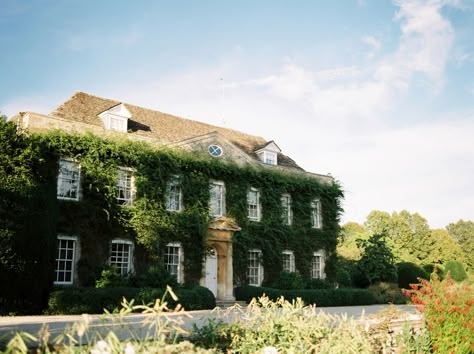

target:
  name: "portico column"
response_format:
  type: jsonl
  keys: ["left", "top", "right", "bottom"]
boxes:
{"left": 225, "top": 242, "right": 235, "bottom": 300}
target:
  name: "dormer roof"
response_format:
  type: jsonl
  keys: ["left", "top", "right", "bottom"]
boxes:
{"left": 254, "top": 140, "right": 282, "bottom": 154}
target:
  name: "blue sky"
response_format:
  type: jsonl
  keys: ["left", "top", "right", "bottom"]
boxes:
{"left": 1, "top": 0, "right": 473, "bottom": 228}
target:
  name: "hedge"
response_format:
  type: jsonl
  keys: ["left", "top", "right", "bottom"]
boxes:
{"left": 397, "top": 262, "right": 429, "bottom": 289}
{"left": 235, "top": 285, "right": 377, "bottom": 306}
{"left": 46, "top": 286, "right": 215, "bottom": 314}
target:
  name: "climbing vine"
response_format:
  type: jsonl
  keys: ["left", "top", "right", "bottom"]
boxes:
{"left": 36, "top": 129, "right": 343, "bottom": 286}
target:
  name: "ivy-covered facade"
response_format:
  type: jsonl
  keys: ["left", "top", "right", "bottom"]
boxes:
{"left": 11, "top": 92, "right": 343, "bottom": 301}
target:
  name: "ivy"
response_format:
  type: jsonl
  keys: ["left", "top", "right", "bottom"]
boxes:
{"left": 35, "top": 129, "right": 343, "bottom": 286}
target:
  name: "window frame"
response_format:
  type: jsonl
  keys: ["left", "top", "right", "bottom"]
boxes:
{"left": 116, "top": 167, "right": 134, "bottom": 206}
{"left": 311, "top": 199, "right": 323, "bottom": 229}
{"left": 282, "top": 250, "right": 295, "bottom": 273}
{"left": 247, "top": 187, "right": 261, "bottom": 221}
{"left": 106, "top": 114, "right": 128, "bottom": 132}
{"left": 166, "top": 176, "right": 183, "bottom": 212}
{"left": 109, "top": 239, "right": 134, "bottom": 276}
{"left": 281, "top": 193, "right": 292, "bottom": 225}
{"left": 209, "top": 180, "right": 225, "bottom": 217}
{"left": 263, "top": 151, "right": 277, "bottom": 165}
{"left": 54, "top": 235, "right": 78, "bottom": 285}
{"left": 164, "top": 242, "right": 183, "bottom": 283}
{"left": 57, "top": 158, "right": 81, "bottom": 201}
{"left": 247, "top": 249, "right": 264, "bottom": 286}
{"left": 311, "top": 250, "right": 326, "bottom": 279}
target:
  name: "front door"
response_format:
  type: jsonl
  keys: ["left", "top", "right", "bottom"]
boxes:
{"left": 205, "top": 248, "right": 218, "bottom": 297}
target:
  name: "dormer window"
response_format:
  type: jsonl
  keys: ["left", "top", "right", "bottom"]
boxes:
{"left": 255, "top": 141, "right": 281, "bottom": 166}
{"left": 108, "top": 115, "right": 127, "bottom": 132}
{"left": 99, "top": 103, "right": 132, "bottom": 133}
{"left": 263, "top": 151, "right": 277, "bottom": 165}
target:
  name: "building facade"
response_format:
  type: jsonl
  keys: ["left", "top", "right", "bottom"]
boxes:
{"left": 12, "top": 92, "right": 343, "bottom": 300}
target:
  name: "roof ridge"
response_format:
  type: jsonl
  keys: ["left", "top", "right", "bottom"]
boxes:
{"left": 62, "top": 91, "right": 268, "bottom": 144}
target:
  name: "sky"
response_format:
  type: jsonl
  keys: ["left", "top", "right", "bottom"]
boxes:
{"left": 1, "top": 0, "right": 473, "bottom": 229}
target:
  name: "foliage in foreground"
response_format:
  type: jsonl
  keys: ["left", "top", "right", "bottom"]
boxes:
{"left": 403, "top": 273, "right": 474, "bottom": 353}
{"left": 5, "top": 290, "right": 428, "bottom": 354}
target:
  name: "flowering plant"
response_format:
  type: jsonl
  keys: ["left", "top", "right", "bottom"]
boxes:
{"left": 403, "top": 272, "right": 474, "bottom": 353}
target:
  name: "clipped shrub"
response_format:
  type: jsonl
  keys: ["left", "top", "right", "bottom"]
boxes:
{"left": 306, "top": 278, "right": 333, "bottom": 289}
{"left": 444, "top": 260, "right": 468, "bottom": 282}
{"left": 422, "top": 264, "right": 445, "bottom": 279}
{"left": 368, "top": 282, "right": 408, "bottom": 304}
{"left": 335, "top": 268, "right": 352, "bottom": 287}
{"left": 192, "top": 286, "right": 216, "bottom": 309}
{"left": 46, "top": 286, "right": 215, "bottom": 314}
{"left": 269, "top": 272, "right": 306, "bottom": 290}
{"left": 397, "top": 262, "right": 429, "bottom": 289}
{"left": 235, "top": 285, "right": 377, "bottom": 306}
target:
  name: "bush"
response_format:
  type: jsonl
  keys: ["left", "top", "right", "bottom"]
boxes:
{"left": 223, "top": 296, "right": 374, "bottom": 353}
{"left": 335, "top": 268, "right": 352, "bottom": 287}
{"left": 403, "top": 274, "right": 474, "bottom": 353}
{"left": 269, "top": 272, "right": 306, "bottom": 290}
{"left": 235, "top": 285, "right": 377, "bottom": 306}
{"left": 130, "top": 264, "right": 178, "bottom": 289}
{"left": 368, "top": 282, "right": 408, "bottom": 304}
{"left": 397, "top": 262, "right": 429, "bottom": 289}
{"left": 46, "top": 286, "right": 215, "bottom": 314}
{"left": 306, "top": 278, "right": 333, "bottom": 289}
{"left": 444, "top": 261, "right": 468, "bottom": 282}
{"left": 422, "top": 264, "right": 445, "bottom": 279}
{"left": 95, "top": 267, "right": 131, "bottom": 288}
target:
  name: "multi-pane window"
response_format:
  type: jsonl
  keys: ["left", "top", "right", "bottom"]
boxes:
{"left": 54, "top": 236, "right": 77, "bottom": 285}
{"left": 247, "top": 188, "right": 261, "bottom": 221}
{"left": 117, "top": 168, "right": 134, "bottom": 205}
{"left": 311, "top": 199, "right": 323, "bottom": 229}
{"left": 108, "top": 115, "right": 127, "bottom": 132}
{"left": 166, "top": 177, "right": 182, "bottom": 212}
{"left": 263, "top": 151, "right": 277, "bottom": 165}
{"left": 209, "top": 181, "right": 225, "bottom": 217}
{"left": 164, "top": 243, "right": 183, "bottom": 283}
{"left": 282, "top": 250, "right": 295, "bottom": 273}
{"left": 110, "top": 240, "right": 133, "bottom": 276}
{"left": 57, "top": 159, "right": 81, "bottom": 201}
{"left": 248, "top": 249, "right": 264, "bottom": 286}
{"left": 311, "top": 251, "right": 325, "bottom": 279}
{"left": 281, "top": 194, "right": 292, "bottom": 225}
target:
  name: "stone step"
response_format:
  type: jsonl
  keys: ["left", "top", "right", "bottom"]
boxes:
{"left": 215, "top": 300, "right": 247, "bottom": 309}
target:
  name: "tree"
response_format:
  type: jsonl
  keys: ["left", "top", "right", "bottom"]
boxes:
{"left": 337, "top": 222, "right": 369, "bottom": 260}
{"left": 364, "top": 210, "right": 439, "bottom": 264}
{"left": 356, "top": 233, "right": 397, "bottom": 285}
{"left": 0, "top": 118, "right": 57, "bottom": 314}
{"left": 447, "top": 220, "right": 474, "bottom": 271}
{"left": 430, "top": 229, "right": 465, "bottom": 265}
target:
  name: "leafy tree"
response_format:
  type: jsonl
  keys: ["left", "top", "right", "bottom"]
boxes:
{"left": 446, "top": 220, "right": 474, "bottom": 270}
{"left": 364, "top": 210, "right": 392, "bottom": 235}
{"left": 337, "top": 222, "right": 369, "bottom": 260}
{"left": 0, "top": 118, "right": 57, "bottom": 314}
{"left": 356, "top": 233, "right": 397, "bottom": 285}
{"left": 430, "top": 229, "right": 465, "bottom": 265}
{"left": 364, "top": 210, "right": 443, "bottom": 265}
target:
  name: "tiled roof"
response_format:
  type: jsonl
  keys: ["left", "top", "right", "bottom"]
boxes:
{"left": 50, "top": 92, "right": 303, "bottom": 170}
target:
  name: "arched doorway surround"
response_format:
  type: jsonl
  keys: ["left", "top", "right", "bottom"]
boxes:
{"left": 201, "top": 217, "right": 241, "bottom": 301}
